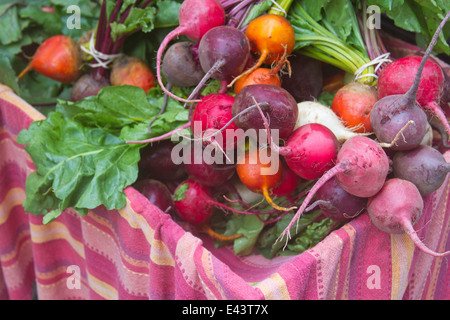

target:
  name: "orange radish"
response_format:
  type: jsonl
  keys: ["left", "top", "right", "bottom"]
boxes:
{"left": 18, "top": 35, "right": 82, "bottom": 83}
{"left": 229, "top": 14, "right": 295, "bottom": 87}
{"left": 110, "top": 56, "right": 156, "bottom": 93}
{"left": 236, "top": 148, "right": 296, "bottom": 212}
{"left": 233, "top": 48, "right": 289, "bottom": 94}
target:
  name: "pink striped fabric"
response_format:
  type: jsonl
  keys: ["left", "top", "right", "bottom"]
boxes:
{"left": 0, "top": 84, "right": 449, "bottom": 300}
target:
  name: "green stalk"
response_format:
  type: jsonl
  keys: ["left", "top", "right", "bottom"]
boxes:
{"left": 268, "top": 0, "right": 294, "bottom": 16}
{"left": 287, "top": 0, "right": 375, "bottom": 85}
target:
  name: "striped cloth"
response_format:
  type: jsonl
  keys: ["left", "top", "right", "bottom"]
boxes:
{"left": 0, "top": 84, "right": 449, "bottom": 300}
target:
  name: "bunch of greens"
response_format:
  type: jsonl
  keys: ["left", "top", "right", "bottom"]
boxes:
{"left": 0, "top": 0, "right": 100, "bottom": 104}
{"left": 17, "top": 85, "right": 189, "bottom": 224}
{"left": 273, "top": 0, "right": 450, "bottom": 86}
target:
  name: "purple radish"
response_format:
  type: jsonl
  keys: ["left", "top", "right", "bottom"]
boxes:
{"left": 184, "top": 145, "right": 236, "bottom": 187}
{"left": 133, "top": 179, "right": 175, "bottom": 215}
{"left": 161, "top": 41, "right": 206, "bottom": 88}
{"left": 371, "top": 11, "right": 450, "bottom": 151}
{"left": 392, "top": 145, "right": 450, "bottom": 195}
{"left": 306, "top": 176, "right": 367, "bottom": 222}
{"left": 138, "top": 140, "right": 187, "bottom": 182}
{"left": 185, "top": 26, "right": 250, "bottom": 102}
{"left": 231, "top": 84, "right": 298, "bottom": 140}
{"left": 367, "top": 178, "right": 450, "bottom": 257}
{"left": 156, "top": 0, "right": 225, "bottom": 103}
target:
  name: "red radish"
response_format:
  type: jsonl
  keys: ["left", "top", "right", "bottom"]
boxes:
{"left": 375, "top": 11, "right": 450, "bottom": 143}
{"left": 18, "top": 35, "right": 82, "bottom": 83}
{"left": 155, "top": 0, "right": 225, "bottom": 103}
{"left": 229, "top": 14, "right": 295, "bottom": 87}
{"left": 232, "top": 84, "right": 298, "bottom": 140}
{"left": 282, "top": 123, "right": 340, "bottom": 180}
{"left": 110, "top": 56, "right": 156, "bottom": 93}
{"left": 392, "top": 145, "right": 450, "bottom": 195}
{"left": 236, "top": 148, "right": 295, "bottom": 212}
{"left": 277, "top": 135, "right": 389, "bottom": 242}
{"left": 191, "top": 93, "right": 239, "bottom": 151}
{"left": 271, "top": 161, "right": 302, "bottom": 197}
{"left": 367, "top": 178, "right": 450, "bottom": 257}
{"left": 173, "top": 179, "right": 264, "bottom": 240}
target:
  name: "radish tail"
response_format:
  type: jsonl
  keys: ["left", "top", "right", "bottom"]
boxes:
{"left": 402, "top": 218, "right": 450, "bottom": 257}
{"left": 200, "top": 224, "right": 242, "bottom": 241}
{"left": 156, "top": 27, "right": 200, "bottom": 104}
{"left": 424, "top": 101, "right": 450, "bottom": 140}
{"left": 405, "top": 11, "right": 450, "bottom": 104}
{"left": 17, "top": 63, "right": 33, "bottom": 81}
{"left": 276, "top": 163, "right": 347, "bottom": 247}
{"left": 262, "top": 186, "right": 297, "bottom": 212}
{"left": 228, "top": 50, "right": 268, "bottom": 88}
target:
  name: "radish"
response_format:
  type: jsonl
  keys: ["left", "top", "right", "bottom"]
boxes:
{"left": 392, "top": 145, "right": 450, "bottom": 195}
{"left": 372, "top": 11, "right": 450, "bottom": 149}
{"left": 184, "top": 144, "right": 235, "bottom": 187}
{"left": 138, "top": 140, "right": 187, "bottom": 182}
{"left": 18, "top": 35, "right": 82, "bottom": 83}
{"left": 133, "top": 179, "right": 175, "bottom": 215}
{"left": 232, "top": 84, "right": 298, "bottom": 140}
{"left": 294, "top": 101, "right": 368, "bottom": 143}
{"left": 192, "top": 26, "right": 250, "bottom": 99}
{"left": 236, "top": 147, "right": 295, "bottom": 212}
{"left": 280, "top": 54, "right": 323, "bottom": 102}
{"left": 277, "top": 135, "right": 389, "bottom": 242}
{"left": 155, "top": 0, "right": 226, "bottom": 103}
{"left": 306, "top": 176, "right": 367, "bottom": 222}
{"left": 190, "top": 93, "right": 239, "bottom": 151}
{"left": 367, "top": 178, "right": 450, "bottom": 257}
{"left": 173, "top": 179, "right": 266, "bottom": 241}
{"left": 229, "top": 14, "right": 295, "bottom": 87}
{"left": 331, "top": 82, "right": 378, "bottom": 134}
{"left": 271, "top": 160, "right": 302, "bottom": 198}
{"left": 161, "top": 41, "right": 205, "bottom": 88}
{"left": 70, "top": 72, "right": 110, "bottom": 101}
{"left": 282, "top": 123, "right": 340, "bottom": 180}
{"left": 110, "top": 56, "right": 155, "bottom": 93}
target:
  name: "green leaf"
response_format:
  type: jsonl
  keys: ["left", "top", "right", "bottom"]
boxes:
{"left": 17, "top": 112, "right": 145, "bottom": 223}
{"left": 0, "top": 53, "right": 19, "bottom": 93}
{"left": 173, "top": 183, "right": 188, "bottom": 201}
{"left": 0, "top": 5, "right": 22, "bottom": 45}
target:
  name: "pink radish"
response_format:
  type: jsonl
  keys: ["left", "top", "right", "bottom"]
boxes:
{"left": 375, "top": 11, "right": 450, "bottom": 146}
{"left": 277, "top": 135, "right": 390, "bottom": 242}
{"left": 155, "top": 0, "right": 225, "bottom": 103}
{"left": 367, "top": 178, "right": 450, "bottom": 257}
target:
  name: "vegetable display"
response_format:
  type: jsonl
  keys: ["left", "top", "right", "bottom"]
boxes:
{"left": 2, "top": 0, "right": 450, "bottom": 259}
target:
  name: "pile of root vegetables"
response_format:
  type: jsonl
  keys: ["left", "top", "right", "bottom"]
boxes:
{"left": 13, "top": 0, "right": 450, "bottom": 259}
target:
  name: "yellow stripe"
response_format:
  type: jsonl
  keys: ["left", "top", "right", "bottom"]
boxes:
{"left": 87, "top": 272, "right": 119, "bottom": 300}
{"left": 0, "top": 187, "right": 26, "bottom": 224}
{"left": 118, "top": 200, "right": 174, "bottom": 267}
{"left": 256, "top": 273, "right": 290, "bottom": 300}
{"left": 30, "top": 221, "right": 85, "bottom": 259}
{"left": 390, "top": 233, "right": 415, "bottom": 300}
{"left": 0, "top": 84, "right": 45, "bottom": 121}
